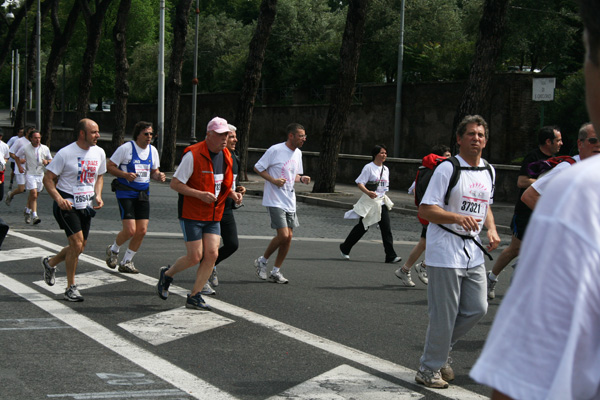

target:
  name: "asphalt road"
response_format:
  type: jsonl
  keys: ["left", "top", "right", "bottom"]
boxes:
{"left": 0, "top": 178, "right": 515, "bottom": 400}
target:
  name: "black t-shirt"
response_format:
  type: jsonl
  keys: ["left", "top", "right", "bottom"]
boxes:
{"left": 514, "top": 147, "right": 551, "bottom": 215}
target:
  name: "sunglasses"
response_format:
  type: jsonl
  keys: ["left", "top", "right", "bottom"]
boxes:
{"left": 585, "top": 137, "right": 599, "bottom": 144}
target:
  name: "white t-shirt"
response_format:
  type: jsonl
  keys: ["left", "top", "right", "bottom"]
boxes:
{"left": 355, "top": 162, "right": 390, "bottom": 205}
{"left": 420, "top": 155, "right": 495, "bottom": 269}
{"left": 531, "top": 154, "right": 580, "bottom": 196}
{"left": 255, "top": 142, "right": 303, "bottom": 213}
{"left": 173, "top": 150, "right": 225, "bottom": 197}
{"left": 110, "top": 141, "right": 160, "bottom": 183}
{"left": 6, "top": 136, "right": 19, "bottom": 163}
{"left": 470, "top": 155, "right": 600, "bottom": 400}
{"left": 16, "top": 143, "right": 52, "bottom": 175}
{"left": 46, "top": 142, "right": 107, "bottom": 209}
{"left": 10, "top": 136, "right": 30, "bottom": 174}
{"left": 0, "top": 140, "right": 9, "bottom": 170}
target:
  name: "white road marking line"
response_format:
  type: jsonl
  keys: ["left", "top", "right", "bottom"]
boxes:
{"left": 46, "top": 388, "right": 186, "bottom": 398}
{"left": 7, "top": 230, "right": 486, "bottom": 400}
{"left": 0, "top": 317, "right": 69, "bottom": 331}
{"left": 267, "top": 364, "right": 424, "bottom": 399}
{"left": 7, "top": 230, "right": 419, "bottom": 245}
{"left": 118, "top": 307, "right": 234, "bottom": 346}
{"left": 0, "top": 246, "right": 48, "bottom": 261}
{"left": 0, "top": 272, "right": 237, "bottom": 400}
{"left": 33, "top": 270, "right": 127, "bottom": 295}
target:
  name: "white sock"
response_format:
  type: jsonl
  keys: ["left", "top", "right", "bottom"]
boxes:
{"left": 32, "top": 212, "right": 38, "bottom": 217}
{"left": 488, "top": 271, "right": 498, "bottom": 281}
{"left": 122, "top": 249, "right": 136, "bottom": 263}
{"left": 110, "top": 242, "right": 120, "bottom": 253}
{"left": 272, "top": 266, "right": 280, "bottom": 274}
{"left": 25, "top": 208, "right": 31, "bottom": 214}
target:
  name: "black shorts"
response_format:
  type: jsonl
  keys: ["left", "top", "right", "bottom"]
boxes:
{"left": 510, "top": 212, "right": 531, "bottom": 240}
{"left": 420, "top": 224, "right": 428, "bottom": 239}
{"left": 117, "top": 197, "right": 150, "bottom": 220}
{"left": 53, "top": 203, "right": 92, "bottom": 240}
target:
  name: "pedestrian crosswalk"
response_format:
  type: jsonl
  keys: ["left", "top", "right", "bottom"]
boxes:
{"left": 0, "top": 233, "right": 488, "bottom": 400}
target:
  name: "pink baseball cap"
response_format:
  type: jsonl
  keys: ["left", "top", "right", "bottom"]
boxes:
{"left": 207, "top": 117, "right": 230, "bottom": 133}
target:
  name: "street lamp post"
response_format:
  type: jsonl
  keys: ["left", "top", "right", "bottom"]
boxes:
{"left": 157, "top": 0, "right": 165, "bottom": 158}
{"left": 35, "top": 0, "right": 41, "bottom": 129}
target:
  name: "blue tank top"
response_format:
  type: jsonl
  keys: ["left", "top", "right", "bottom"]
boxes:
{"left": 116, "top": 141, "right": 152, "bottom": 199}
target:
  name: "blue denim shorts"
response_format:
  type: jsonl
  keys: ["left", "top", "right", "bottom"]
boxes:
{"left": 179, "top": 218, "right": 221, "bottom": 242}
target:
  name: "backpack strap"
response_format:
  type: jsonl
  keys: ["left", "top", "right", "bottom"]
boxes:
{"left": 438, "top": 224, "right": 494, "bottom": 261}
{"left": 443, "top": 157, "right": 494, "bottom": 205}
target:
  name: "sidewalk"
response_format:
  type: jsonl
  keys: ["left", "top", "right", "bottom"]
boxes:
{"left": 240, "top": 172, "right": 514, "bottom": 236}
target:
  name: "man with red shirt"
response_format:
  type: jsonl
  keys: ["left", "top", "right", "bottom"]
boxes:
{"left": 156, "top": 117, "right": 242, "bottom": 311}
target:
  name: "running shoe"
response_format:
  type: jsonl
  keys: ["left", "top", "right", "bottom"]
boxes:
{"left": 118, "top": 260, "right": 139, "bottom": 274}
{"left": 394, "top": 267, "right": 416, "bottom": 287}
{"left": 415, "top": 369, "right": 448, "bottom": 389}
{"left": 386, "top": 256, "right": 402, "bottom": 263}
{"left": 414, "top": 262, "right": 428, "bottom": 285}
{"left": 268, "top": 271, "right": 289, "bottom": 284}
{"left": 64, "top": 285, "right": 84, "bottom": 302}
{"left": 157, "top": 266, "right": 173, "bottom": 300}
{"left": 24, "top": 212, "right": 31, "bottom": 224}
{"left": 254, "top": 257, "right": 267, "bottom": 280}
{"left": 440, "top": 358, "right": 455, "bottom": 382}
{"left": 32, "top": 215, "right": 41, "bottom": 225}
{"left": 41, "top": 256, "right": 56, "bottom": 286}
{"left": 487, "top": 272, "right": 497, "bottom": 300}
{"left": 105, "top": 245, "right": 118, "bottom": 269}
{"left": 5, "top": 192, "right": 11, "bottom": 206}
{"left": 209, "top": 267, "right": 219, "bottom": 287}
{"left": 201, "top": 282, "right": 216, "bottom": 295}
{"left": 339, "top": 244, "right": 350, "bottom": 260}
{"left": 185, "top": 292, "right": 212, "bottom": 311}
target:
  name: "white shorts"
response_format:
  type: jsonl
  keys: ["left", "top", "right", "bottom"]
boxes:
{"left": 15, "top": 172, "right": 26, "bottom": 185}
{"left": 25, "top": 174, "right": 44, "bottom": 192}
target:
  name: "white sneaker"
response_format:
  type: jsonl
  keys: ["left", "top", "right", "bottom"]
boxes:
{"left": 209, "top": 267, "right": 219, "bottom": 287}
{"left": 201, "top": 282, "right": 216, "bottom": 295}
{"left": 254, "top": 257, "right": 267, "bottom": 280}
{"left": 414, "top": 262, "right": 428, "bottom": 285}
{"left": 394, "top": 267, "right": 416, "bottom": 287}
{"left": 269, "top": 271, "right": 289, "bottom": 284}
{"left": 487, "top": 272, "right": 497, "bottom": 300}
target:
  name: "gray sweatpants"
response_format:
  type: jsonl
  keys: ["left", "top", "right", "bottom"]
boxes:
{"left": 419, "top": 264, "right": 487, "bottom": 372}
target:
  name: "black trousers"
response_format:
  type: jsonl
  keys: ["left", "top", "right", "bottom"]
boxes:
{"left": 0, "top": 217, "right": 9, "bottom": 250}
{"left": 215, "top": 211, "right": 239, "bottom": 266}
{"left": 340, "top": 205, "right": 397, "bottom": 262}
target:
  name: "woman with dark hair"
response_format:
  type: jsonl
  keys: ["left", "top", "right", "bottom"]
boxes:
{"left": 339, "top": 144, "right": 402, "bottom": 264}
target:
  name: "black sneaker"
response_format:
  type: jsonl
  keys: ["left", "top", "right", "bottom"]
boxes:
{"left": 185, "top": 292, "right": 212, "bottom": 311}
{"left": 157, "top": 266, "right": 173, "bottom": 300}
{"left": 64, "top": 285, "right": 84, "bottom": 302}
{"left": 41, "top": 256, "right": 56, "bottom": 286}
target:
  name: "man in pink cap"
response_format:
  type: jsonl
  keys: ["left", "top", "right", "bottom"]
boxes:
{"left": 156, "top": 117, "right": 242, "bottom": 310}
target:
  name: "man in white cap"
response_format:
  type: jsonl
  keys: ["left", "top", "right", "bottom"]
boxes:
{"left": 156, "top": 117, "right": 242, "bottom": 311}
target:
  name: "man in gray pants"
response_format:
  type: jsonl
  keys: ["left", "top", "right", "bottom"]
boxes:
{"left": 416, "top": 115, "right": 501, "bottom": 389}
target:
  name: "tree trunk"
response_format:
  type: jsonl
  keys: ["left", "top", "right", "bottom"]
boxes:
{"left": 0, "top": 0, "right": 34, "bottom": 74}
{"left": 161, "top": 0, "right": 194, "bottom": 172}
{"left": 235, "top": 0, "right": 277, "bottom": 181}
{"left": 451, "top": 0, "right": 509, "bottom": 146}
{"left": 312, "top": 0, "right": 369, "bottom": 193}
{"left": 112, "top": 0, "right": 132, "bottom": 153}
{"left": 75, "top": 0, "right": 115, "bottom": 122}
{"left": 41, "top": 0, "right": 81, "bottom": 146}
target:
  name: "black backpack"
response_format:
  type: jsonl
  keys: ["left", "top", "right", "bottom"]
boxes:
{"left": 415, "top": 155, "right": 494, "bottom": 208}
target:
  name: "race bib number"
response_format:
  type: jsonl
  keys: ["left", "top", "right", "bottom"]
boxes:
{"left": 73, "top": 184, "right": 94, "bottom": 209}
{"left": 134, "top": 164, "right": 151, "bottom": 183}
{"left": 214, "top": 173, "right": 224, "bottom": 197}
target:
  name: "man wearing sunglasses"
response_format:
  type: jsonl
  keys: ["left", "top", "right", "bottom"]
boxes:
{"left": 105, "top": 121, "right": 166, "bottom": 273}
{"left": 521, "top": 122, "right": 600, "bottom": 210}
